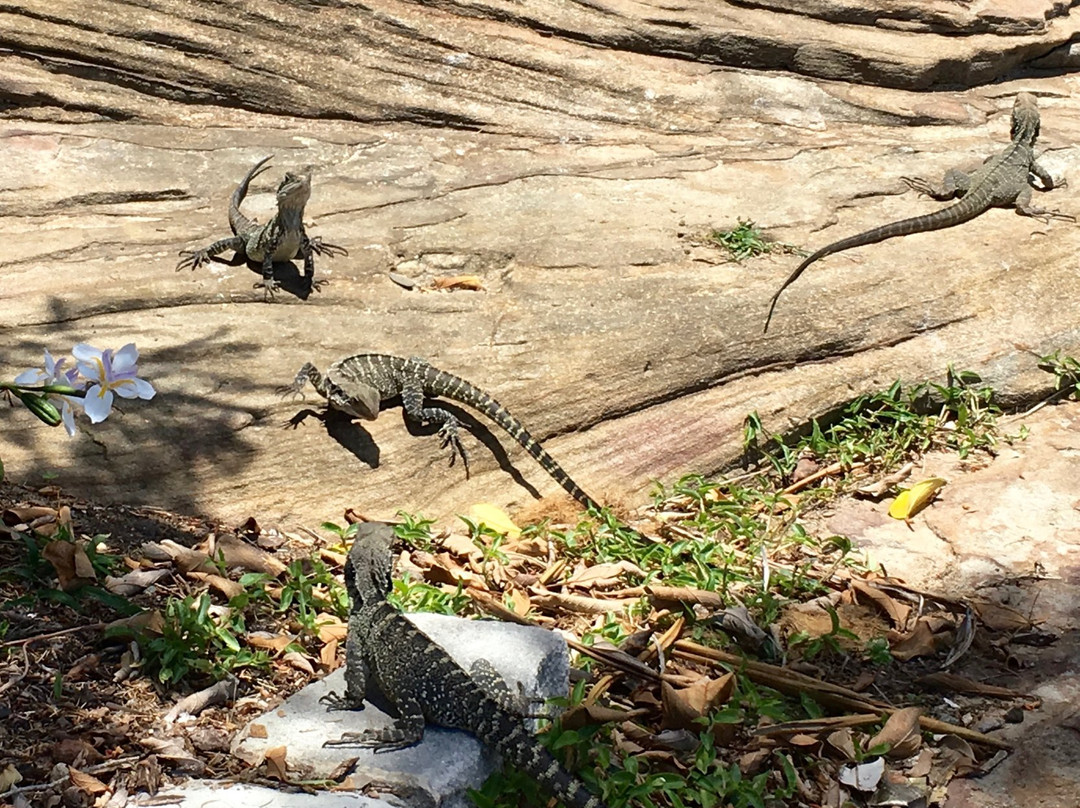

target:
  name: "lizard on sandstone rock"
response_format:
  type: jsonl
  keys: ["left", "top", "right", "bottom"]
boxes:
{"left": 763, "top": 92, "right": 1073, "bottom": 333}
{"left": 176, "top": 156, "right": 347, "bottom": 299}
{"left": 279, "top": 353, "right": 602, "bottom": 511}
{"left": 323, "top": 522, "right": 608, "bottom": 808}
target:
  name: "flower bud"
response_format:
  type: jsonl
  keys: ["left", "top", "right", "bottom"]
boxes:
{"left": 19, "top": 392, "right": 62, "bottom": 427}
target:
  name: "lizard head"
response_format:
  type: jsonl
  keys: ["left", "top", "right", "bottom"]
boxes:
{"left": 345, "top": 523, "right": 397, "bottom": 603}
{"left": 276, "top": 170, "right": 312, "bottom": 209}
{"left": 1010, "top": 92, "right": 1040, "bottom": 146}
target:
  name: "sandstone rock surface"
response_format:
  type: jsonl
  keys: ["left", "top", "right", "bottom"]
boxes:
{"left": 2, "top": 2, "right": 1078, "bottom": 531}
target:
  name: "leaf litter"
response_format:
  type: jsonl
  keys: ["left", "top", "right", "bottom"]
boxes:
{"left": 0, "top": 458, "right": 1054, "bottom": 808}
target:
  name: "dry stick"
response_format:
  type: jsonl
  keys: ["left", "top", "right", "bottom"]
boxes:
{"left": 780, "top": 461, "right": 868, "bottom": 495}
{"left": 673, "top": 640, "right": 1011, "bottom": 750}
{"left": 0, "top": 622, "right": 106, "bottom": 648}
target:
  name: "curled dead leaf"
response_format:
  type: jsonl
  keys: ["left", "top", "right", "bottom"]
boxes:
{"left": 43, "top": 540, "right": 96, "bottom": 591}
{"left": 661, "top": 673, "right": 734, "bottom": 730}
{"left": 868, "top": 707, "right": 922, "bottom": 758}
{"left": 264, "top": 745, "right": 288, "bottom": 781}
{"left": 68, "top": 768, "right": 109, "bottom": 795}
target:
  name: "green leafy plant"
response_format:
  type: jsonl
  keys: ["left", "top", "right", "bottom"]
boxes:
{"left": 138, "top": 593, "right": 269, "bottom": 684}
{"left": 1038, "top": 350, "right": 1080, "bottom": 399}
{"left": 707, "top": 219, "right": 800, "bottom": 262}
{"left": 787, "top": 604, "right": 859, "bottom": 661}
{"left": 389, "top": 575, "right": 469, "bottom": 616}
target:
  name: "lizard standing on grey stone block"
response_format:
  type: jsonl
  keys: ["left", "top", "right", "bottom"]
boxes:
{"left": 279, "top": 353, "right": 603, "bottom": 511}
{"left": 323, "top": 523, "right": 608, "bottom": 808}
{"left": 176, "top": 156, "right": 347, "bottom": 299}
{"left": 763, "top": 92, "right": 1073, "bottom": 333}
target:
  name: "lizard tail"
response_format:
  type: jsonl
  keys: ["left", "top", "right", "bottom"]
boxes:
{"left": 486, "top": 721, "right": 607, "bottom": 808}
{"left": 763, "top": 193, "right": 988, "bottom": 333}
{"left": 428, "top": 369, "right": 603, "bottom": 512}
{"left": 228, "top": 155, "right": 275, "bottom": 235}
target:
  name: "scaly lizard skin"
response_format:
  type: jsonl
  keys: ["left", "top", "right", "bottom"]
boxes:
{"left": 323, "top": 523, "right": 608, "bottom": 808}
{"left": 764, "top": 93, "right": 1072, "bottom": 332}
{"left": 279, "top": 353, "right": 602, "bottom": 511}
{"left": 177, "top": 156, "right": 347, "bottom": 299}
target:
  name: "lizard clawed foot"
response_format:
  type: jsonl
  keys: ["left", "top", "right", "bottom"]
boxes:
{"left": 281, "top": 408, "right": 324, "bottom": 429}
{"left": 275, "top": 383, "right": 305, "bottom": 400}
{"left": 899, "top": 176, "right": 936, "bottom": 197}
{"left": 307, "top": 237, "right": 349, "bottom": 258}
{"left": 323, "top": 732, "right": 415, "bottom": 752}
{"left": 319, "top": 690, "right": 358, "bottom": 711}
{"left": 309, "top": 276, "right": 330, "bottom": 293}
{"left": 437, "top": 422, "right": 470, "bottom": 478}
{"left": 176, "top": 250, "right": 210, "bottom": 272}
{"left": 254, "top": 278, "right": 281, "bottom": 301}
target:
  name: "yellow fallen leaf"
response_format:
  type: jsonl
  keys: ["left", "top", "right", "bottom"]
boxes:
{"left": 468, "top": 503, "right": 521, "bottom": 539}
{"left": 888, "top": 477, "right": 946, "bottom": 520}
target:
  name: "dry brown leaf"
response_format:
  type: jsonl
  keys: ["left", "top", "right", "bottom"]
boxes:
{"left": 318, "top": 618, "right": 348, "bottom": 644}
{"left": 248, "top": 724, "right": 268, "bottom": 740}
{"left": 282, "top": 652, "right": 315, "bottom": 674}
{"left": 646, "top": 585, "right": 726, "bottom": 610}
{"left": 868, "top": 706, "right": 922, "bottom": 758}
{"left": 503, "top": 535, "right": 548, "bottom": 557}
{"left": 530, "top": 591, "right": 635, "bottom": 615}
{"left": 264, "top": 745, "right": 288, "bottom": 781}
{"left": 564, "top": 560, "right": 644, "bottom": 589}
{"left": 0, "top": 763, "right": 22, "bottom": 791}
{"left": 561, "top": 703, "right": 646, "bottom": 730}
{"left": 43, "top": 541, "right": 96, "bottom": 590}
{"left": 431, "top": 274, "right": 484, "bottom": 291}
{"left": 850, "top": 580, "right": 911, "bottom": 628}
{"left": 908, "top": 748, "right": 934, "bottom": 778}
{"left": 73, "top": 543, "right": 96, "bottom": 580}
{"left": 105, "top": 568, "right": 170, "bottom": 596}
{"left": 68, "top": 768, "right": 109, "bottom": 795}
{"left": 787, "top": 733, "right": 821, "bottom": 748}
{"left": 52, "top": 739, "right": 103, "bottom": 766}
{"left": 320, "top": 639, "right": 339, "bottom": 669}
{"left": 106, "top": 609, "right": 165, "bottom": 636}
{"left": 186, "top": 571, "right": 244, "bottom": 600}
{"left": 851, "top": 670, "right": 876, "bottom": 692}
{"left": 213, "top": 535, "right": 288, "bottom": 576}
{"left": 505, "top": 588, "right": 531, "bottom": 617}
{"left": 439, "top": 534, "right": 484, "bottom": 560}
{"left": 427, "top": 558, "right": 478, "bottom": 587}
{"left": 973, "top": 601, "right": 1034, "bottom": 632}
{"left": 661, "top": 673, "right": 734, "bottom": 730}
{"left": 247, "top": 632, "right": 296, "bottom": 653}
{"left": 888, "top": 619, "right": 942, "bottom": 661}
{"left": 826, "top": 727, "right": 857, "bottom": 760}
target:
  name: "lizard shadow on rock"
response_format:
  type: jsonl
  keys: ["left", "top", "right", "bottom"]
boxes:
{"left": 291, "top": 398, "right": 543, "bottom": 500}
{"left": 211, "top": 254, "right": 321, "bottom": 301}
{"left": 402, "top": 399, "right": 544, "bottom": 501}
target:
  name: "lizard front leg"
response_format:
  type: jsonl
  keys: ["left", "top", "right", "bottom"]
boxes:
{"left": 176, "top": 235, "right": 246, "bottom": 271}
{"left": 298, "top": 233, "right": 329, "bottom": 293}
{"left": 253, "top": 253, "right": 280, "bottom": 301}
{"left": 1029, "top": 160, "right": 1062, "bottom": 192}
{"left": 400, "top": 377, "right": 470, "bottom": 476}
